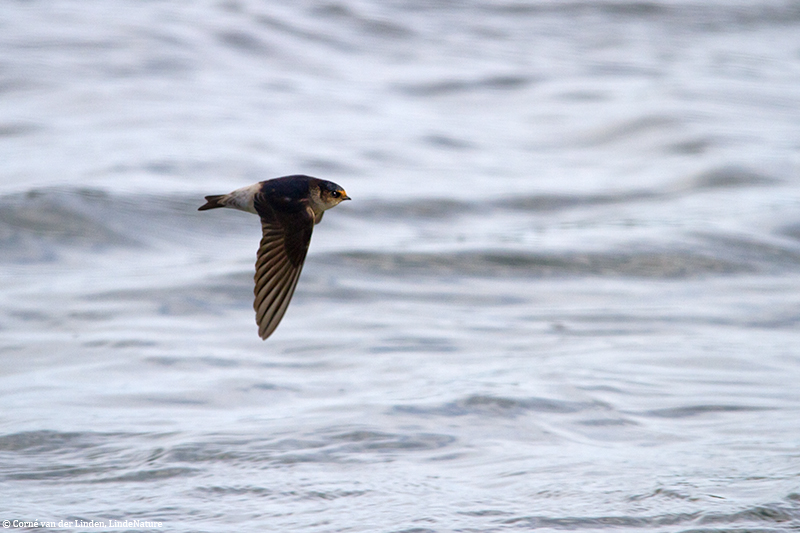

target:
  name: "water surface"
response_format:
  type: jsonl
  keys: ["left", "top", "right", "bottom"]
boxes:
{"left": 1, "top": 1, "right": 800, "bottom": 532}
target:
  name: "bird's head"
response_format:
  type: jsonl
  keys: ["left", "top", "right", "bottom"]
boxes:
{"left": 317, "top": 180, "right": 351, "bottom": 209}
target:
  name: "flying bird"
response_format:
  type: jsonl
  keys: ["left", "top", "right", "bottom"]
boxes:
{"left": 199, "top": 175, "right": 350, "bottom": 340}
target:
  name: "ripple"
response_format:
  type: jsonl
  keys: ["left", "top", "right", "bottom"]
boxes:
{"left": 642, "top": 405, "right": 774, "bottom": 419}
{"left": 164, "top": 429, "right": 456, "bottom": 466}
{"left": 502, "top": 512, "right": 700, "bottom": 529}
{"left": 88, "top": 467, "right": 197, "bottom": 483}
{"left": 327, "top": 249, "right": 756, "bottom": 278}
{"left": 393, "top": 394, "right": 605, "bottom": 418}
{"left": 500, "top": 504, "right": 796, "bottom": 529}
{"left": 0, "top": 430, "right": 100, "bottom": 453}
{"left": 396, "top": 74, "right": 536, "bottom": 96}
{"left": 216, "top": 30, "right": 274, "bottom": 56}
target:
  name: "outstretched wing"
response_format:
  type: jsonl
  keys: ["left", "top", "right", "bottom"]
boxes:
{"left": 253, "top": 202, "right": 315, "bottom": 340}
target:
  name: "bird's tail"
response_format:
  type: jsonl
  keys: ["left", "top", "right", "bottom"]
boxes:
{"left": 198, "top": 195, "right": 226, "bottom": 211}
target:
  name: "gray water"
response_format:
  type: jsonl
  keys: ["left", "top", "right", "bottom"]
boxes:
{"left": 2, "top": 1, "right": 800, "bottom": 532}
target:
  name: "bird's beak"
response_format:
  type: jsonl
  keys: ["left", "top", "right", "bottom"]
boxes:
{"left": 341, "top": 192, "right": 351, "bottom": 201}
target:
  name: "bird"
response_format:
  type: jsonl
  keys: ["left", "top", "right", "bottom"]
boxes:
{"left": 198, "top": 175, "right": 350, "bottom": 340}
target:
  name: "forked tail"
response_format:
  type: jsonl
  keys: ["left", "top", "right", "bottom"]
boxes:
{"left": 198, "top": 195, "right": 226, "bottom": 211}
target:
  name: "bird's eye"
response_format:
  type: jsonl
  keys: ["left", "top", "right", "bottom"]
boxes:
{"left": 331, "top": 191, "right": 340, "bottom": 198}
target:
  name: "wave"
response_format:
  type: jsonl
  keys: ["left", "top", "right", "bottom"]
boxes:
{"left": 348, "top": 165, "right": 780, "bottom": 219}
{"left": 0, "top": 187, "right": 249, "bottom": 262}
{"left": 323, "top": 242, "right": 800, "bottom": 279}
{"left": 3, "top": 179, "right": 799, "bottom": 278}
{"left": 393, "top": 394, "right": 603, "bottom": 418}
{"left": 498, "top": 502, "right": 800, "bottom": 530}
{"left": 0, "top": 428, "right": 455, "bottom": 482}
{"left": 472, "top": 0, "right": 800, "bottom": 27}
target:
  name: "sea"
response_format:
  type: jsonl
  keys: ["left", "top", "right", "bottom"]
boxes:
{"left": 1, "top": 1, "right": 800, "bottom": 532}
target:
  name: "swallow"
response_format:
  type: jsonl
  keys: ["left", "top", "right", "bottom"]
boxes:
{"left": 199, "top": 175, "right": 350, "bottom": 340}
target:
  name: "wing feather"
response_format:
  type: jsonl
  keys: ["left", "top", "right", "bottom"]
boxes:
{"left": 254, "top": 251, "right": 289, "bottom": 290}
{"left": 251, "top": 206, "right": 315, "bottom": 340}
{"left": 255, "top": 262, "right": 293, "bottom": 318}
{"left": 258, "top": 268, "right": 304, "bottom": 339}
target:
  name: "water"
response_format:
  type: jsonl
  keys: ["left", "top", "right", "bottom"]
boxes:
{"left": 2, "top": 1, "right": 800, "bottom": 531}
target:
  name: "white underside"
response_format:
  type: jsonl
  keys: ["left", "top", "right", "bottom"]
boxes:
{"left": 223, "top": 183, "right": 261, "bottom": 214}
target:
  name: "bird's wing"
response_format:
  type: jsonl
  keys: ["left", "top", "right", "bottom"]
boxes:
{"left": 253, "top": 203, "right": 315, "bottom": 340}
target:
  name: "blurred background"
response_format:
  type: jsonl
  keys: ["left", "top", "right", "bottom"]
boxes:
{"left": 1, "top": 1, "right": 800, "bottom": 531}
